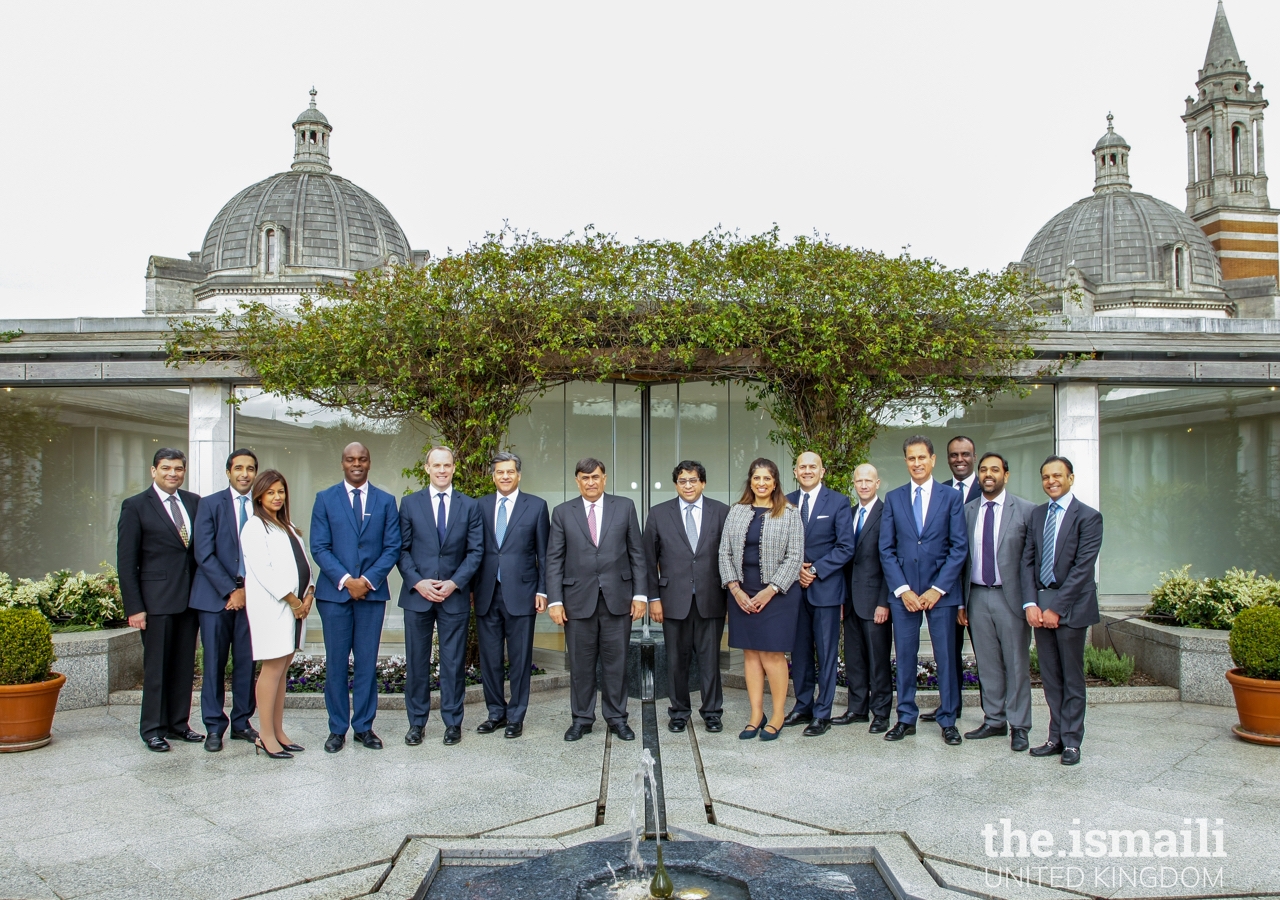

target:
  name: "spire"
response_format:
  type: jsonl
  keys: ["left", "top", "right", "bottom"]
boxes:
{"left": 1203, "top": 1, "right": 1242, "bottom": 71}
{"left": 292, "top": 87, "right": 333, "bottom": 174}
{"left": 1092, "top": 113, "right": 1131, "bottom": 193}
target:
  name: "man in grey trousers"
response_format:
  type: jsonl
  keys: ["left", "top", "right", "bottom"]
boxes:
{"left": 959, "top": 452, "right": 1037, "bottom": 752}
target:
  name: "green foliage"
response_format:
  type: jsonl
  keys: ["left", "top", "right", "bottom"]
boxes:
{"left": 0, "top": 608, "right": 55, "bottom": 685}
{"left": 1083, "top": 646, "right": 1135, "bottom": 686}
{"left": 1229, "top": 605, "right": 1280, "bottom": 680}
{"left": 0, "top": 564, "right": 124, "bottom": 629}
{"left": 1146, "top": 565, "right": 1280, "bottom": 630}
{"left": 0, "top": 329, "right": 23, "bottom": 343}
{"left": 1029, "top": 644, "right": 1039, "bottom": 676}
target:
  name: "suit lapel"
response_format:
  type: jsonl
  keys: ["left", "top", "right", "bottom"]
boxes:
{"left": 443, "top": 492, "right": 465, "bottom": 543}
{"left": 1053, "top": 501, "right": 1079, "bottom": 569}
{"left": 598, "top": 495, "right": 613, "bottom": 542}
{"left": 146, "top": 489, "right": 185, "bottom": 546}
{"left": 571, "top": 497, "right": 594, "bottom": 544}
{"left": 505, "top": 493, "right": 530, "bottom": 536}
{"left": 693, "top": 500, "right": 715, "bottom": 554}
{"left": 341, "top": 485, "right": 362, "bottom": 533}
{"left": 854, "top": 499, "right": 880, "bottom": 554}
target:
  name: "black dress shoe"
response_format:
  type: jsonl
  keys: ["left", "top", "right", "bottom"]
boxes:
{"left": 564, "top": 723, "right": 593, "bottom": 742}
{"left": 803, "top": 718, "right": 831, "bottom": 737}
{"left": 1010, "top": 728, "right": 1029, "bottom": 752}
{"left": 782, "top": 710, "right": 812, "bottom": 727}
{"left": 281, "top": 742, "right": 305, "bottom": 752}
{"left": 1030, "top": 740, "right": 1064, "bottom": 757}
{"left": 831, "top": 711, "right": 870, "bottom": 725}
{"left": 1061, "top": 747, "right": 1081, "bottom": 766}
{"left": 476, "top": 717, "right": 507, "bottom": 734}
{"left": 443, "top": 726, "right": 462, "bottom": 745}
{"left": 353, "top": 730, "right": 383, "bottom": 749}
{"left": 869, "top": 716, "right": 891, "bottom": 734}
{"left": 166, "top": 728, "right": 205, "bottom": 743}
{"left": 324, "top": 733, "right": 345, "bottom": 753}
{"left": 668, "top": 718, "right": 687, "bottom": 733}
{"left": 204, "top": 733, "right": 223, "bottom": 752}
{"left": 254, "top": 739, "right": 292, "bottom": 760}
{"left": 230, "top": 727, "right": 259, "bottom": 743}
{"left": 703, "top": 716, "right": 723, "bottom": 733}
{"left": 405, "top": 725, "right": 424, "bottom": 745}
{"left": 884, "top": 722, "right": 916, "bottom": 741}
{"left": 963, "top": 723, "right": 1008, "bottom": 740}
{"left": 504, "top": 722, "right": 523, "bottom": 739}
{"left": 610, "top": 722, "right": 636, "bottom": 741}
{"left": 145, "top": 737, "right": 171, "bottom": 752}
{"left": 942, "top": 726, "right": 963, "bottom": 746}
{"left": 920, "top": 709, "right": 938, "bottom": 722}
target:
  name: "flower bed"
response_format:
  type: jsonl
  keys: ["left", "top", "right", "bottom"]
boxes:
{"left": 284, "top": 654, "right": 545, "bottom": 694}
{"left": 0, "top": 565, "right": 125, "bottom": 631}
{"left": 1146, "top": 565, "right": 1280, "bottom": 630}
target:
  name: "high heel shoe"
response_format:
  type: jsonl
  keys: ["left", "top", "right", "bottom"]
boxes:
{"left": 254, "top": 739, "right": 293, "bottom": 759}
{"left": 281, "top": 743, "right": 305, "bottom": 752}
{"left": 739, "top": 713, "right": 767, "bottom": 740}
{"left": 760, "top": 723, "right": 782, "bottom": 742}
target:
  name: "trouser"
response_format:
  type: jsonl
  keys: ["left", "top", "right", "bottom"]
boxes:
{"left": 404, "top": 603, "right": 470, "bottom": 728}
{"left": 197, "top": 606, "right": 256, "bottom": 735}
{"left": 841, "top": 602, "right": 893, "bottom": 719}
{"left": 791, "top": 597, "right": 842, "bottom": 719}
{"left": 138, "top": 609, "right": 199, "bottom": 741}
{"left": 967, "top": 585, "right": 1033, "bottom": 730}
{"left": 316, "top": 598, "right": 385, "bottom": 735}
{"left": 1034, "top": 622, "right": 1088, "bottom": 748}
{"left": 662, "top": 603, "right": 724, "bottom": 721}
{"left": 565, "top": 597, "right": 631, "bottom": 726}
{"left": 889, "top": 599, "right": 960, "bottom": 727}
{"left": 476, "top": 587, "right": 536, "bottom": 724}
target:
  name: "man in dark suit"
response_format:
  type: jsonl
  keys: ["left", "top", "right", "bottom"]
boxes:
{"left": 311, "top": 442, "right": 402, "bottom": 753}
{"left": 117, "top": 448, "right": 202, "bottom": 752}
{"left": 784, "top": 451, "right": 856, "bottom": 737}
{"left": 958, "top": 452, "right": 1037, "bottom": 751}
{"left": 878, "top": 435, "right": 969, "bottom": 745}
{"left": 190, "top": 449, "right": 259, "bottom": 752}
{"left": 833, "top": 463, "right": 893, "bottom": 734}
{"left": 644, "top": 460, "right": 730, "bottom": 735}
{"left": 397, "top": 446, "right": 484, "bottom": 746}
{"left": 1022, "top": 455, "right": 1103, "bottom": 767}
{"left": 547, "top": 457, "right": 648, "bottom": 742}
{"left": 923, "top": 434, "right": 981, "bottom": 723}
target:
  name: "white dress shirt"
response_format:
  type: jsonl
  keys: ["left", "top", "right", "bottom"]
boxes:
{"left": 430, "top": 484, "right": 454, "bottom": 526}
{"left": 970, "top": 490, "right": 1005, "bottom": 587}
{"left": 681, "top": 496, "right": 703, "bottom": 537}
{"left": 1032, "top": 491, "right": 1074, "bottom": 608}
{"left": 153, "top": 483, "right": 190, "bottom": 535}
{"left": 494, "top": 488, "right": 519, "bottom": 534}
{"left": 549, "top": 496, "right": 646, "bottom": 608}
{"left": 798, "top": 485, "right": 821, "bottom": 522}
{"left": 892, "top": 479, "right": 946, "bottom": 598}
{"left": 952, "top": 475, "right": 976, "bottom": 498}
{"left": 338, "top": 480, "right": 374, "bottom": 590}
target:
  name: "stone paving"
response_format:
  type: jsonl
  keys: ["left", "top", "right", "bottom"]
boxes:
{"left": 2, "top": 689, "right": 1278, "bottom": 900}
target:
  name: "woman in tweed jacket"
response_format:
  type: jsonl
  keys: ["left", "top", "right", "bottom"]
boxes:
{"left": 719, "top": 458, "right": 805, "bottom": 740}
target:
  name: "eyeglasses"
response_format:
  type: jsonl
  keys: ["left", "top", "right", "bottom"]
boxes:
{"left": 676, "top": 479, "right": 702, "bottom": 487}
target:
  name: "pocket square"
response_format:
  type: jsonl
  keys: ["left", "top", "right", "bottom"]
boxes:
{"left": 816, "top": 514, "right": 830, "bottom": 519}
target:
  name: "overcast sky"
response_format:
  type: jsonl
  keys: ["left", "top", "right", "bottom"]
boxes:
{"left": 2, "top": 1, "right": 1277, "bottom": 320}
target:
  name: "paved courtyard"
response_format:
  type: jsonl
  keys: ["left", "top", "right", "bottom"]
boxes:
{"left": 2, "top": 689, "right": 1277, "bottom": 900}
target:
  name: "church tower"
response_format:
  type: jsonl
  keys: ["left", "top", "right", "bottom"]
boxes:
{"left": 1183, "top": 2, "right": 1278, "bottom": 285}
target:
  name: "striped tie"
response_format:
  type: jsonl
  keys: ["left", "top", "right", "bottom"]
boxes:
{"left": 1040, "top": 502, "right": 1061, "bottom": 587}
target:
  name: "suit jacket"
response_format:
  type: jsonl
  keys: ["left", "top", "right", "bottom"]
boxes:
{"left": 787, "top": 486, "right": 855, "bottom": 607}
{"left": 845, "top": 499, "right": 889, "bottom": 620}
{"left": 190, "top": 488, "right": 249, "bottom": 614}
{"left": 546, "top": 494, "right": 648, "bottom": 618}
{"left": 474, "top": 491, "right": 549, "bottom": 617}
{"left": 117, "top": 487, "right": 200, "bottom": 618}
{"left": 642, "top": 496, "right": 730, "bottom": 620}
{"left": 397, "top": 488, "right": 485, "bottom": 614}
{"left": 310, "top": 482, "right": 401, "bottom": 603}
{"left": 944, "top": 477, "right": 983, "bottom": 504}
{"left": 961, "top": 492, "right": 1037, "bottom": 618}
{"left": 1021, "top": 497, "right": 1103, "bottom": 629}
{"left": 718, "top": 504, "right": 805, "bottom": 593}
{"left": 878, "top": 479, "right": 969, "bottom": 607}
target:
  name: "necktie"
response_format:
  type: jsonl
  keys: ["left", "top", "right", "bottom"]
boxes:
{"left": 684, "top": 503, "right": 699, "bottom": 551}
{"left": 352, "top": 488, "right": 363, "bottom": 533}
{"left": 167, "top": 494, "right": 188, "bottom": 546}
{"left": 913, "top": 485, "right": 924, "bottom": 533}
{"left": 495, "top": 497, "right": 508, "bottom": 583}
{"left": 1041, "top": 502, "right": 1061, "bottom": 587}
{"left": 588, "top": 502, "right": 598, "bottom": 546}
{"left": 982, "top": 501, "right": 996, "bottom": 587}
{"left": 855, "top": 504, "right": 866, "bottom": 545}
{"left": 800, "top": 492, "right": 811, "bottom": 524}
{"left": 436, "top": 492, "right": 448, "bottom": 544}
{"left": 236, "top": 494, "right": 248, "bottom": 577}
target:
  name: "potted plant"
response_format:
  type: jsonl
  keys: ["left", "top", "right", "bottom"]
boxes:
{"left": 1225, "top": 605, "right": 1280, "bottom": 746}
{"left": 0, "top": 608, "right": 64, "bottom": 751}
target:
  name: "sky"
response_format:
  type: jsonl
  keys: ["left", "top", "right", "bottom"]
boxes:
{"left": 2, "top": 0, "right": 1278, "bottom": 320}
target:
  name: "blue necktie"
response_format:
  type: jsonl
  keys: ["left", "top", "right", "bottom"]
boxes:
{"left": 436, "top": 492, "right": 448, "bottom": 544}
{"left": 855, "top": 504, "right": 866, "bottom": 546}
{"left": 800, "top": 492, "right": 810, "bottom": 524}
{"left": 1041, "top": 502, "right": 1061, "bottom": 587}
{"left": 236, "top": 494, "right": 248, "bottom": 577}
{"left": 913, "top": 485, "right": 924, "bottom": 533}
{"left": 981, "top": 501, "right": 996, "bottom": 587}
{"left": 495, "top": 496, "right": 508, "bottom": 583}
{"left": 351, "top": 488, "right": 363, "bottom": 533}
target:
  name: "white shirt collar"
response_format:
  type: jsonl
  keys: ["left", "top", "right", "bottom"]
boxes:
{"left": 229, "top": 486, "right": 250, "bottom": 502}
{"left": 497, "top": 488, "right": 519, "bottom": 505}
{"left": 1050, "top": 491, "right": 1074, "bottom": 512}
{"left": 582, "top": 495, "right": 603, "bottom": 512}
{"left": 801, "top": 485, "right": 822, "bottom": 502}
{"left": 344, "top": 480, "right": 368, "bottom": 495}
{"left": 153, "top": 482, "right": 180, "bottom": 502}
{"left": 858, "top": 496, "right": 878, "bottom": 511}
{"left": 982, "top": 490, "right": 1006, "bottom": 507}
{"left": 910, "top": 478, "right": 933, "bottom": 496}
{"left": 432, "top": 484, "right": 454, "bottom": 499}
{"left": 681, "top": 495, "right": 703, "bottom": 512}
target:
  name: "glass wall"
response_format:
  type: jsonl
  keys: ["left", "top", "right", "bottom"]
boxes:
{"left": 1099, "top": 385, "right": 1280, "bottom": 594}
{"left": 0, "top": 387, "right": 189, "bottom": 578}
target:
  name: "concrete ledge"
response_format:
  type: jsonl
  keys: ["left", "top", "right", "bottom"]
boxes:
{"left": 52, "top": 627, "right": 143, "bottom": 711}
{"left": 1093, "top": 614, "right": 1233, "bottom": 706}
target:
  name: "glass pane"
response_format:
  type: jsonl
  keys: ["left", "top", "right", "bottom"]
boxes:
{"left": 506, "top": 383, "right": 566, "bottom": 508}
{"left": 1099, "top": 385, "right": 1280, "bottom": 593}
{"left": 678, "top": 381, "right": 732, "bottom": 506}
{"left": 615, "top": 384, "right": 644, "bottom": 520}
{"left": 649, "top": 383, "right": 678, "bottom": 498}
{"left": 0, "top": 387, "right": 189, "bottom": 578}
{"left": 728, "top": 381, "right": 795, "bottom": 495}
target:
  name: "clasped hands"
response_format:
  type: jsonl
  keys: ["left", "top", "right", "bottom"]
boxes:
{"left": 1025, "top": 606, "right": 1060, "bottom": 629}
{"left": 729, "top": 581, "right": 774, "bottom": 614}
{"left": 899, "top": 587, "right": 942, "bottom": 613}
{"left": 414, "top": 578, "right": 458, "bottom": 603}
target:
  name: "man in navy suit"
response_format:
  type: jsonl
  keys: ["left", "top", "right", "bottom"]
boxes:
{"left": 189, "top": 449, "right": 259, "bottom": 752}
{"left": 311, "top": 442, "right": 402, "bottom": 753}
{"left": 473, "top": 451, "right": 549, "bottom": 739}
{"left": 878, "top": 435, "right": 970, "bottom": 745}
{"left": 397, "top": 446, "right": 484, "bottom": 746}
{"left": 783, "top": 452, "right": 856, "bottom": 737}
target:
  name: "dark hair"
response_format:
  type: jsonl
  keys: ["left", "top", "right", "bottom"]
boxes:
{"left": 672, "top": 460, "right": 707, "bottom": 484}
{"left": 947, "top": 435, "right": 976, "bottom": 453}
{"left": 153, "top": 447, "right": 187, "bottom": 467}
{"left": 575, "top": 457, "right": 607, "bottom": 476}
{"left": 736, "top": 458, "right": 789, "bottom": 518}
{"left": 902, "top": 435, "right": 934, "bottom": 456}
{"left": 490, "top": 451, "right": 522, "bottom": 473}
{"left": 251, "top": 469, "right": 296, "bottom": 533}
{"left": 1041, "top": 455, "right": 1074, "bottom": 475}
{"left": 978, "top": 452, "right": 1009, "bottom": 472}
{"left": 226, "top": 448, "right": 258, "bottom": 470}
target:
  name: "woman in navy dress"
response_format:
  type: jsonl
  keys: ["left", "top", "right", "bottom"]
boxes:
{"left": 718, "top": 458, "right": 805, "bottom": 740}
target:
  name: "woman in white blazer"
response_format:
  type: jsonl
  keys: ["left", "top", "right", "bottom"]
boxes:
{"left": 241, "top": 469, "right": 313, "bottom": 759}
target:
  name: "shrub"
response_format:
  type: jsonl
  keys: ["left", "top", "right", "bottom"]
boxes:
{"left": 0, "top": 609, "right": 55, "bottom": 685}
{"left": 1029, "top": 644, "right": 1039, "bottom": 676}
{"left": 0, "top": 565, "right": 124, "bottom": 629}
{"left": 1146, "top": 565, "right": 1280, "bottom": 630}
{"left": 1084, "top": 646, "right": 1135, "bottom": 686}
{"left": 1229, "top": 605, "right": 1280, "bottom": 680}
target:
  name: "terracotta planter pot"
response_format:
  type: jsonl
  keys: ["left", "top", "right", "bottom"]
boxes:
{"left": 0, "top": 672, "right": 66, "bottom": 752}
{"left": 1225, "top": 667, "right": 1280, "bottom": 746}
